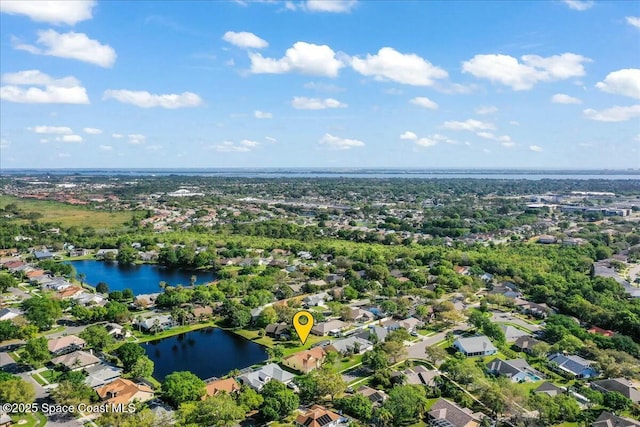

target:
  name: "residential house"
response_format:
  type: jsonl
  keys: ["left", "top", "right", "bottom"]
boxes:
{"left": 486, "top": 358, "right": 543, "bottom": 383}
{"left": 73, "top": 292, "right": 106, "bottom": 307}
{"left": 0, "top": 411, "right": 11, "bottom": 427}
{"left": 84, "top": 364, "right": 123, "bottom": 388}
{"left": 282, "top": 347, "right": 326, "bottom": 374}
{"left": 51, "top": 350, "right": 100, "bottom": 371}
{"left": 191, "top": 305, "right": 214, "bottom": 322}
{"left": 356, "top": 385, "right": 388, "bottom": 406}
{"left": 265, "top": 322, "right": 290, "bottom": 340}
{"left": 515, "top": 299, "right": 554, "bottom": 318}
{"left": 500, "top": 325, "right": 530, "bottom": 342}
{"left": 341, "top": 307, "right": 375, "bottom": 323}
{"left": 591, "top": 378, "right": 640, "bottom": 403}
{"left": 96, "top": 378, "right": 154, "bottom": 405}
{"left": 395, "top": 365, "right": 440, "bottom": 387}
{"left": 134, "top": 315, "right": 173, "bottom": 333}
{"left": 0, "top": 307, "right": 23, "bottom": 321}
{"left": 104, "top": 323, "right": 132, "bottom": 339}
{"left": 295, "top": 405, "right": 342, "bottom": 427}
{"left": 591, "top": 411, "right": 640, "bottom": 427}
{"left": 56, "top": 286, "right": 84, "bottom": 300}
{"left": 311, "top": 320, "right": 348, "bottom": 337}
{"left": 33, "top": 250, "right": 54, "bottom": 261}
{"left": 325, "top": 336, "right": 373, "bottom": 355}
{"left": 453, "top": 336, "right": 497, "bottom": 357}
{"left": 47, "top": 335, "right": 86, "bottom": 355}
{"left": 203, "top": 378, "right": 241, "bottom": 398}
{"left": 96, "top": 249, "right": 118, "bottom": 259}
{"left": 304, "top": 292, "right": 330, "bottom": 307}
{"left": 134, "top": 293, "right": 160, "bottom": 308}
{"left": 513, "top": 336, "right": 541, "bottom": 354}
{"left": 587, "top": 326, "right": 615, "bottom": 337}
{"left": 548, "top": 353, "right": 599, "bottom": 379}
{"left": 534, "top": 382, "right": 565, "bottom": 397}
{"left": 238, "top": 363, "right": 295, "bottom": 391}
{"left": 427, "top": 398, "right": 483, "bottom": 427}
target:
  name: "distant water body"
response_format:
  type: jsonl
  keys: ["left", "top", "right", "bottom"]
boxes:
{"left": 5, "top": 168, "right": 640, "bottom": 180}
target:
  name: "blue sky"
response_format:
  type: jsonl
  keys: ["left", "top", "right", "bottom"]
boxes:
{"left": 1, "top": 0, "right": 639, "bottom": 169}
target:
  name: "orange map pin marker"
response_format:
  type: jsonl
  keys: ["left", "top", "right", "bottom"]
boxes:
{"left": 293, "top": 310, "right": 314, "bottom": 345}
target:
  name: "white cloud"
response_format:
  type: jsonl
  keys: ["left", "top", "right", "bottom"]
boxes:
{"left": 211, "top": 140, "right": 254, "bottom": 152}
{"left": 1, "top": 70, "right": 89, "bottom": 104}
{"left": 103, "top": 90, "right": 203, "bottom": 109}
{"left": 415, "top": 137, "right": 437, "bottom": 147}
{"left": 0, "top": 138, "right": 10, "bottom": 149}
{"left": 584, "top": 105, "right": 640, "bottom": 122}
{"left": 431, "top": 134, "right": 457, "bottom": 144}
{"left": 254, "top": 110, "right": 273, "bottom": 119}
{"left": 410, "top": 96, "right": 438, "bottom": 110}
{"left": 627, "top": 16, "right": 640, "bottom": 29}
{"left": 319, "top": 133, "right": 364, "bottom": 150}
{"left": 462, "top": 52, "right": 590, "bottom": 90}
{"left": 111, "top": 133, "right": 124, "bottom": 139}
{"left": 563, "top": 0, "right": 593, "bottom": 11}
{"left": 239, "top": 139, "right": 259, "bottom": 148}
{"left": 595, "top": 69, "right": 640, "bottom": 99}
{"left": 56, "top": 134, "right": 83, "bottom": 143}
{"left": 99, "top": 145, "right": 112, "bottom": 151}
{"left": 128, "top": 134, "right": 146, "bottom": 144}
{"left": 222, "top": 31, "right": 268, "bottom": 49}
{"left": 399, "top": 131, "right": 418, "bottom": 141}
{"left": 351, "top": 47, "right": 447, "bottom": 86}
{"left": 14, "top": 30, "right": 116, "bottom": 68}
{"left": 443, "top": 119, "right": 495, "bottom": 132}
{"left": 476, "top": 131, "right": 497, "bottom": 140}
{"left": 83, "top": 127, "right": 102, "bottom": 134}
{"left": 501, "top": 141, "right": 516, "bottom": 147}
{"left": 529, "top": 145, "right": 543, "bottom": 152}
{"left": 306, "top": 0, "right": 357, "bottom": 13}
{"left": 31, "top": 126, "right": 72, "bottom": 134}
{"left": 0, "top": 0, "right": 95, "bottom": 25}
{"left": 249, "top": 41, "right": 343, "bottom": 77}
{"left": 291, "top": 96, "right": 347, "bottom": 109}
{"left": 552, "top": 93, "right": 582, "bottom": 104}
{"left": 475, "top": 105, "right": 498, "bottom": 115}
{"left": 265, "top": 136, "right": 277, "bottom": 143}
{"left": 2, "top": 69, "right": 79, "bottom": 87}
{"left": 509, "top": 120, "right": 520, "bottom": 126}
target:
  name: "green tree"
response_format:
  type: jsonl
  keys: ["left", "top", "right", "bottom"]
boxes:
{"left": 96, "top": 282, "right": 110, "bottom": 294}
{"left": 23, "top": 336, "right": 50, "bottom": 367}
{"left": 335, "top": 393, "right": 373, "bottom": 421}
{"left": 162, "top": 371, "right": 206, "bottom": 407}
{"left": 259, "top": 380, "right": 300, "bottom": 421}
{"left": 130, "top": 355, "right": 154, "bottom": 379}
{"left": 0, "top": 273, "right": 17, "bottom": 293}
{"left": 313, "top": 366, "right": 345, "bottom": 401}
{"left": 117, "top": 246, "right": 138, "bottom": 265}
{"left": 424, "top": 345, "right": 448, "bottom": 367}
{"left": 0, "top": 378, "right": 35, "bottom": 407}
{"left": 0, "top": 320, "right": 20, "bottom": 341}
{"left": 22, "top": 296, "right": 62, "bottom": 330}
{"left": 383, "top": 385, "right": 428, "bottom": 425}
{"left": 256, "top": 306, "right": 278, "bottom": 328}
{"left": 362, "top": 349, "right": 389, "bottom": 372}
{"left": 116, "top": 343, "right": 146, "bottom": 372}
{"left": 80, "top": 325, "right": 114, "bottom": 351}
{"left": 51, "top": 380, "right": 96, "bottom": 406}
{"left": 603, "top": 391, "right": 633, "bottom": 412}
{"left": 237, "top": 386, "right": 263, "bottom": 411}
{"left": 179, "top": 393, "right": 245, "bottom": 427}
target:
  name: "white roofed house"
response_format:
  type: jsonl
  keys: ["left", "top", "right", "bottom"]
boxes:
{"left": 134, "top": 314, "right": 173, "bottom": 333}
{"left": 47, "top": 335, "right": 86, "bottom": 356}
{"left": 453, "top": 336, "right": 497, "bottom": 357}
{"left": 238, "top": 363, "right": 295, "bottom": 391}
{"left": 325, "top": 336, "right": 373, "bottom": 355}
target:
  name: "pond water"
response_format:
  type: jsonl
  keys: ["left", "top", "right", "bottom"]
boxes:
{"left": 142, "top": 327, "right": 267, "bottom": 381}
{"left": 68, "top": 260, "right": 215, "bottom": 295}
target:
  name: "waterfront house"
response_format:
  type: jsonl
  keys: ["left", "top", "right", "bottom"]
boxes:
{"left": 265, "top": 322, "right": 290, "bottom": 339}
{"left": 134, "top": 315, "right": 173, "bottom": 333}
{"left": 203, "top": 378, "right": 241, "bottom": 398}
{"left": 453, "top": 336, "right": 497, "bottom": 357}
{"left": 238, "top": 363, "right": 295, "bottom": 391}
{"left": 84, "top": 364, "right": 123, "bottom": 388}
{"left": 96, "top": 378, "right": 154, "bottom": 406}
{"left": 295, "top": 405, "right": 342, "bottom": 427}
{"left": 282, "top": 347, "right": 326, "bottom": 374}
{"left": 47, "top": 335, "right": 86, "bottom": 355}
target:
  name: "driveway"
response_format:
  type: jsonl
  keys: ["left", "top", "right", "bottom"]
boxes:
{"left": 490, "top": 311, "right": 540, "bottom": 332}
{"left": 405, "top": 323, "right": 470, "bottom": 360}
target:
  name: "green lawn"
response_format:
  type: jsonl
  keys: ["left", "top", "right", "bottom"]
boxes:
{"left": 40, "top": 369, "right": 62, "bottom": 384}
{"left": 131, "top": 321, "right": 216, "bottom": 344}
{"left": 232, "top": 328, "right": 331, "bottom": 357}
{"left": 31, "top": 373, "right": 47, "bottom": 386}
{"left": 10, "top": 412, "right": 47, "bottom": 427}
{"left": 0, "top": 195, "right": 135, "bottom": 229}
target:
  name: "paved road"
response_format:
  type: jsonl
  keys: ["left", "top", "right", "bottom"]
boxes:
{"left": 490, "top": 311, "right": 540, "bottom": 332}
{"left": 628, "top": 263, "right": 640, "bottom": 283}
{"left": 405, "top": 323, "right": 471, "bottom": 360}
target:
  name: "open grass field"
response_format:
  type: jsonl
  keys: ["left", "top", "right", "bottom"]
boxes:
{"left": 0, "top": 195, "right": 133, "bottom": 229}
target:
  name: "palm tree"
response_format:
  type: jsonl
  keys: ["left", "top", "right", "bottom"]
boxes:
{"left": 78, "top": 273, "right": 86, "bottom": 286}
{"left": 136, "top": 316, "right": 143, "bottom": 332}
{"left": 190, "top": 275, "right": 197, "bottom": 286}
{"left": 159, "top": 281, "right": 168, "bottom": 291}
{"left": 152, "top": 318, "right": 160, "bottom": 335}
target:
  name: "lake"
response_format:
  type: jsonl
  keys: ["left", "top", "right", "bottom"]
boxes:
{"left": 68, "top": 260, "right": 215, "bottom": 295}
{"left": 142, "top": 327, "right": 267, "bottom": 381}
